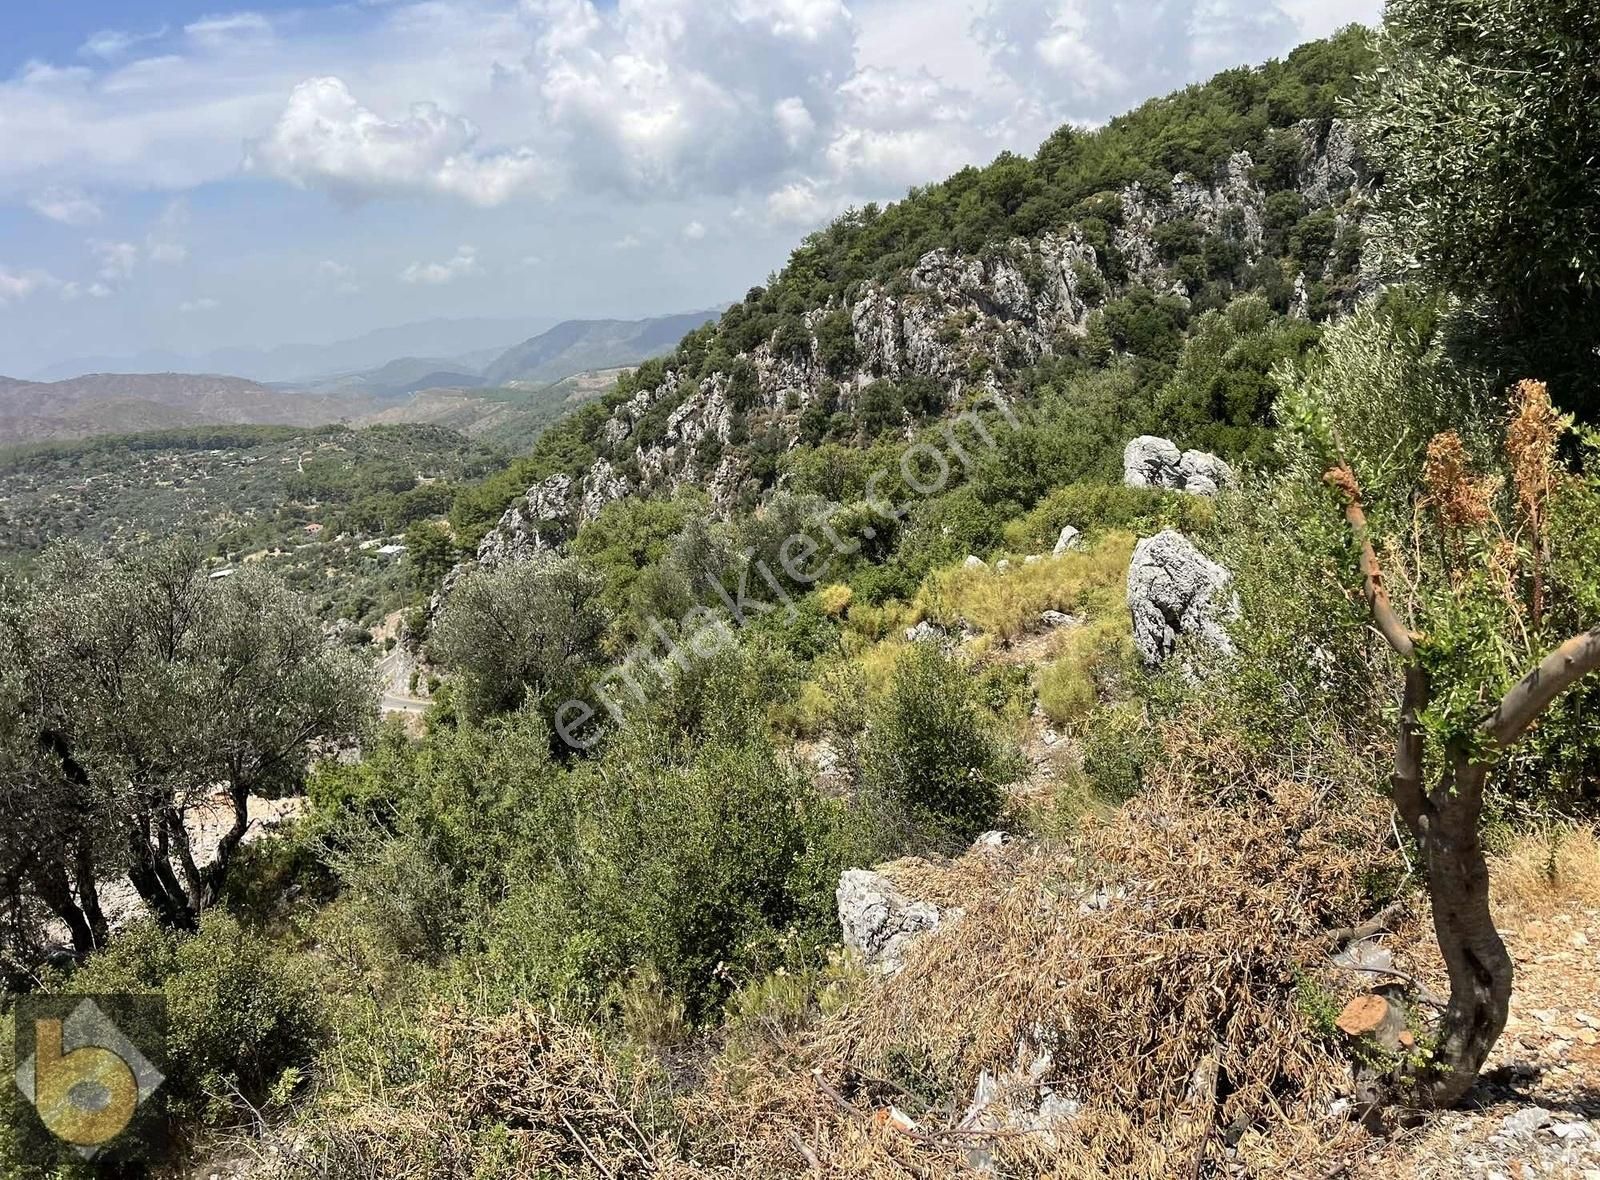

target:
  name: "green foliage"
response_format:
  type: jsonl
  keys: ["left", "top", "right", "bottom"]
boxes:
{"left": 571, "top": 491, "right": 705, "bottom": 620}
{"left": 1155, "top": 295, "right": 1322, "bottom": 460}
{"left": 404, "top": 519, "right": 462, "bottom": 589}
{"left": 66, "top": 914, "right": 326, "bottom": 1123}
{"left": 429, "top": 555, "right": 611, "bottom": 721}
{"left": 859, "top": 643, "right": 1023, "bottom": 849}
{"left": 1361, "top": 0, "right": 1600, "bottom": 411}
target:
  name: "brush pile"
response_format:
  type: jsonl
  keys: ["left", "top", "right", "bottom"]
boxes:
{"left": 281, "top": 778, "right": 1396, "bottom": 1178}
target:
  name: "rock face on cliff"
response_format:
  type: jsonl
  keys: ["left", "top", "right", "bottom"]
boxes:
{"left": 1123, "top": 437, "right": 1235, "bottom": 496}
{"left": 1127, "top": 530, "right": 1236, "bottom": 667}
{"left": 550, "top": 120, "right": 1366, "bottom": 517}
{"left": 455, "top": 114, "right": 1370, "bottom": 583}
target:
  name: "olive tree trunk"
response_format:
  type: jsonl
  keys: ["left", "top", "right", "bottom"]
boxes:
{"left": 1330, "top": 467, "right": 1600, "bottom": 1106}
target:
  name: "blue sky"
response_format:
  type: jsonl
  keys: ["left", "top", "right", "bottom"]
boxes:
{"left": 0, "top": 0, "right": 1381, "bottom": 378}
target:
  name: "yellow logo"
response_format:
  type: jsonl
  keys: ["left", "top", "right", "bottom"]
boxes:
{"left": 13, "top": 999, "right": 164, "bottom": 1160}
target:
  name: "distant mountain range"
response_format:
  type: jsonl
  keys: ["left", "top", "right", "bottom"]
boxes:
{"left": 2, "top": 310, "right": 725, "bottom": 448}
{"left": 308, "top": 309, "right": 724, "bottom": 398}
{"left": 0, "top": 374, "right": 370, "bottom": 447}
{"left": 482, "top": 311, "right": 720, "bottom": 386}
{"left": 27, "top": 317, "right": 556, "bottom": 385}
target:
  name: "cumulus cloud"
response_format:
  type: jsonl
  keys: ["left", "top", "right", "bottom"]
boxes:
{"left": 29, "top": 189, "right": 103, "bottom": 226}
{"left": 246, "top": 76, "right": 545, "bottom": 206}
{"left": 180, "top": 296, "right": 220, "bottom": 312}
{"left": 976, "top": 0, "right": 1298, "bottom": 116}
{"left": 773, "top": 97, "right": 817, "bottom": 150}
{"left": 682, "top": 220, "right": 707, "bottom": 241}
{"left": 510, "top": 0, "right": 855, "bottom": 196}
{"left": 401, "top": 244, "right": 481, "bottom": 284}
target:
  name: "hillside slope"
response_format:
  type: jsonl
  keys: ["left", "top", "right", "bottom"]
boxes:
{"left": 482, "top": 311, "right": 723, "bottom": 386}
{"left": 454, "top": 32, "right": 1376, "bottom": 553}
{"left": 0, "top": 373, "right": 371, "bottom": 445}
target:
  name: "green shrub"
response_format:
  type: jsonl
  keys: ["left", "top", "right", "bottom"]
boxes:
{"left": 860, "top": 643, "right": 1023, "bottom": 850}
{"left": 66, "top": 914, "right": 325, "bottom": 1124}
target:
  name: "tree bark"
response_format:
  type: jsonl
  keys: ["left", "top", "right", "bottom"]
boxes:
{"left": 1401, "top": 759, "right": 1514, "bottom": 1107}
{"left": 30, "top": 857, "right": 96, "bottom": 959}
{"left": 71, "top": 836, "right": 108, "bottom": 950}
{"left": 125, "top": 823, "right": 198, "bottom": 932}
{"left": 1324, "top": 465, "right": 1593, "bottom": 1108}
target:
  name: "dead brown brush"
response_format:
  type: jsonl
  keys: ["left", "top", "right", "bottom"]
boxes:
{"left": 1489, "top": 824, "right": 1600, "bottom": 923}
{"left": 677, "top": 781, "right": 1391, "bottom": 1179}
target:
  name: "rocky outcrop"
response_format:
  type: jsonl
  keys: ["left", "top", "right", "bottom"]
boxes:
{"left": 836, "top": 868, "right": 948, "bottom": 975}
{"left": 1176, "top": 450, "right": 1234, "bottom": 497}
{"left": 1127, "top": 530, "right": 1236, "bottom": 667}
{"left": 1123, "top": 437, "right": 1234, "bottom": 496}
{"left": 580, "top": 458, "right": 629, "bottom": 521}
{"left": 464, "top": 121, "right": 1365, "bottom": 551}
{"left": 1052, "top": 525, "right": 1083, "bottom": 555}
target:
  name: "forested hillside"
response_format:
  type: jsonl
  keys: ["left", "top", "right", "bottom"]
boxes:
{"left": 446, "top": 31, "right": 1373, "bottom": 558}
{"left": 6, "top": 10, "right": 1600, "bottom": 1179}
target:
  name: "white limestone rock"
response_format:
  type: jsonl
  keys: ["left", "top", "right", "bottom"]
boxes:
{"left": 1127, "top": 530, "right": 1236, "bottom": 668}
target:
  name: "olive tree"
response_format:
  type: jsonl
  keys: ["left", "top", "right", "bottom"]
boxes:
{"left": 1360, "top": 0, "right": 1600, "bottom": 408}
{"left": 1, "top": 543, "right": 374, "bottom": 953}
{"left": 1324, "top": 381, "right": 1600, "bottom": 1105}
{"left": 429, "top": 554, "right": 611, "bottom": 721}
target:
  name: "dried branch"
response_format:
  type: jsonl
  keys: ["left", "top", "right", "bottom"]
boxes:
{"left": 1325, "top": 466, "right": 1417, "bottom": 659}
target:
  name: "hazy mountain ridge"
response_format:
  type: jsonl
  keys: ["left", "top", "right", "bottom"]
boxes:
{"left": 482, "top": 311, "right": 723, "bottom": 386}
{"left": 27, "top": 317, "right": 556, "bottom": 385}
{"left": 0, "top": 372, "right": 373, "bottom": 445}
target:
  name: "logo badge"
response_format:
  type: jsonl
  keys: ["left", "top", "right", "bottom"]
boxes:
{"left": 12, "top": 996, "right": 165, "bottom": 1161}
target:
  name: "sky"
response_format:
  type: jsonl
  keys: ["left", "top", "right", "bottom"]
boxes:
{"left": 0, "top": 0, "right": 1383, "bottom": 377}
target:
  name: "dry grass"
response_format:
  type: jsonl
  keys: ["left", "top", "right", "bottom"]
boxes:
{"left": 676, "top": 780, "right": 1390, "bottom": 1179}
{"left": 281, "top": 1006, "right": 682, "bottom": 1179}
{"left": 284, "top": 780, "right": 1392, "bottom": 1179}
{"left": 1489, "top": 824, "right": 1600, "bottom": 924}
{"left": 914, "top": 534, "right": 1134, "bottom": 645}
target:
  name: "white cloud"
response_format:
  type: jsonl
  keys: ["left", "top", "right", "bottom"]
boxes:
{"left": 0, "top": 264, "right": 109, "bottom": 305}
{"left": 246, "top": 76, "right": 545, "bottom": 206}
{"left": 682, "top": 220, "right": 707, "bottom": 241}
{"left": 400, "top": 244, "right": 481, "bottom": 284}
{"left": 90, "top": 240, "right": 140, "bottom": 282}
{"left": 976, "top": 0, "right": 1301, "bottom": 115}
{"left": 180, "top": 296, "right": 220, "bottom": 312}
{"left": 79, "top": 27, "right": 168, "bottom": 61}
{"left": 511, "top": 0, "right": 856, "bottom": 196}
{"left": 184, "top": 12, "right": 275, "bottom": 51}
{"left": 28, "top": 189, "right": 104, "bottom": 226}
{"left": 146, "top": 199, "right": 190, "bottom": 264}
{"left": 0, "top": 266, "right": 50, "bottom": 305}
{"left": 610, "top": 233, "right": 643, "bottom": 251}
{"left": 773, "top": 97, "right": 817, "bottom": 150}
{"left": 766, "top": 179, "right": 832, "bottom": 225}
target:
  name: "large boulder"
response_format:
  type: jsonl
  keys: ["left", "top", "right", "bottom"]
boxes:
{"left": 1177, "top": 450, "right": 1234, "bottom": 497}
{"left": 837, "top": 869, "right": 946, "bottom": 975}
{"left": 1127, "top": 530, "right": 1235, "bottom": 667}
{"left": 1122, "top": 436, "right": 1184, "bottom": 489}
{"left": 1122, "top": 436, "right": 1234, "bottom": 496}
